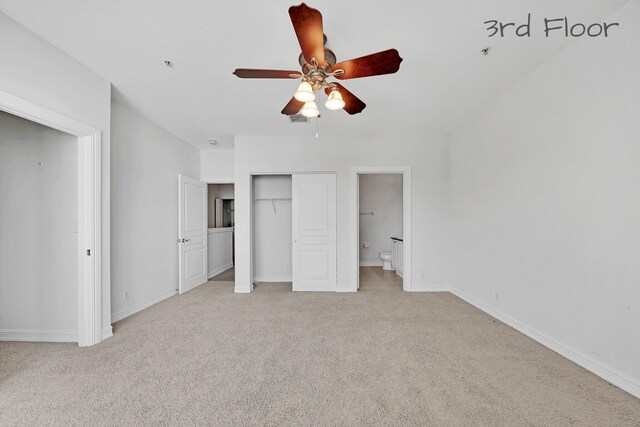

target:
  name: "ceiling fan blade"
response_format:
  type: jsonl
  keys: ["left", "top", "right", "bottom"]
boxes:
{"left": 289, "top": 3, "right": 325, "bottom": 66}
{"left": 233, "top": 69, "right": 302, "bottom": 79}
{"left": 333, "top": 49, "right": 403, "bottom": 80}
{"left": 325, "top": 83, "right": 366, "bottom": 115}
{"left": 281, "top": 96, "right": 305, "bottom": 115}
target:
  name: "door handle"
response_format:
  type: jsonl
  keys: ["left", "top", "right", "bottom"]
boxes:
{"left": 178, "top": 238, "right": 192, "bottom": 243}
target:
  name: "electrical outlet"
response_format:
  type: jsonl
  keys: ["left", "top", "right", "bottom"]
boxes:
{"left": 124, "top": 290, "right": 129, "bottom": 300}
{"left": 418, "top": 271, "right": 425, "bottom": 279}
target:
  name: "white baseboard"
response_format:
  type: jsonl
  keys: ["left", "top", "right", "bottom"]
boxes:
{"left": 111, "top": 288, "right": 178, "bottom": 323}
{"left": 208, "top": 263, "right": 233, "bottom": 279}
{"left": 102, "top": 325, "right": 113, "bottom": 341}
{"left": 0, "top": 329, "right": 77, "bottom": 343}
{"left": 359, "top": 260, "right": 383, "bottom": 267}
{"left": 409, "top": 283, "right": 449, "bottom": 292}
{"left": 253, "top": 276, "right": 292, "bottom": 283}
{"left": 449, "top": 287, "right": 640, "bottom": 399}
{"left": 234, "top": 286, "right": 251, "bottom": 294}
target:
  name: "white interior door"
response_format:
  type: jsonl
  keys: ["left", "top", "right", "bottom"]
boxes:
{"left": 178, "top": 174, "right": 208, "bottom": 294}
{"left": 292, "top": 173, "right": 336, "bottom": 291}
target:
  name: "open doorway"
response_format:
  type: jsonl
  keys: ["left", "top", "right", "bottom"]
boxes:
{"left": 0, "top": 111, "right": 78, "bottom": 340}
{"left": 0, "top": 103, "right": 103, "bottom": 345}
{"left": 207, "top": 183, "right": 235, "bottom": 282}
{"left": 358, "top": 174, "right": 403, "bottom": 290}
{"left": 351, "top": 167, "right": 411, "bottom": 292}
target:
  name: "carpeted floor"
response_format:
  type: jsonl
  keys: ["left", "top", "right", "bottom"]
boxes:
{"left": 210, "top": 267, "right": 235, "bottom": 282}
{"left": 1, "top": 282, "right": 639, "bottom": 426}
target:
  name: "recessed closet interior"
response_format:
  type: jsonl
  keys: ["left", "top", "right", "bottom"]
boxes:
{"left": 252, "top": 175, "right": 292, "bottom": 288}
{"left": 0, "top": 111, "right": 78, "bottom": 339}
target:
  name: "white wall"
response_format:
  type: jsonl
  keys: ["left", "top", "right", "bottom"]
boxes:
{"left": 110, "top": 100, "right": 200, "bottom": 322}
{"left": 201, "top": 149, "right": 234, "bottom": 182}
{"left": 447, "top": 1, "right": 640, "bottom": 397}
{"left": 0, "top": 12, "right": 112, "bottom": 338}
{"left": 359, "top": 174, "right": 403, "bottom": 265}
{"left": 228, "top": 133, "right": 448, "bottom": 292}
{"left": 252, "top": 175, "right": 292, "bottom": 282}
{"left": 208, "top": 229, "right": 233, "bottom": 278}
{"left": 0, "top": 112, "right": 77, "bottom": 339}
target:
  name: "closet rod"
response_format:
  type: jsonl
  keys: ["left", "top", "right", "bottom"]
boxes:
{"left": 253, "top": 198, "right": 292, "bottom": 201}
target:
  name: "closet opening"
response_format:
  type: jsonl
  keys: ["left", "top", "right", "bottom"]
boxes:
{"left": 251, "top": 174, "right": 292, "bottom": 291}
{"left": 207, "top": 183, "right": 235, "bottom": 282}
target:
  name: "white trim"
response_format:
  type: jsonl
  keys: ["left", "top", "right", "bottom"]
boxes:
{"left": 351, "top": 167, "right": 411, "bottom": 293}
{"left": 450, "top": 287, "right": 640, "bottom": 399}
{"left": 208, "top": 227, "right": 234, "bottom": 234}
{"left": 111, "top": 289, "right": 178, "bottom": 323}
{"left": 359, "top": 260, "right": 383, "bottom": 267}
{"left": 102, "top": 326, "right": 113, "bottom": 340}
{"left": 253, "top": 276, "right": 293, "bottom": 283}
{"left": 202, "top": 177, "right": 234, "bottom": 184}
{"left": 208, "top": 263, "right": 234, "bottom": 279}
{"left": 409, "top": 283, "right": 449, "bottom": 292}
{"left": 0, "top": 89, "right": 104, "bottom": 347}
{"left": 0, "top": 329, "right": 77, "bottom": 343}
{"left": 234, "top": 286, "right": 251, "bottom": 294}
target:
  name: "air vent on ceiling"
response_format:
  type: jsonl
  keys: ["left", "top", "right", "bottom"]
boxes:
{"left": 288, "top": 114, "right": 309, "bottom": 123}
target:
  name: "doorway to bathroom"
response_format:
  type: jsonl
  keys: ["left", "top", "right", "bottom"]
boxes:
{"left": 351, "top": 167, "right": 411, "bottom": 292}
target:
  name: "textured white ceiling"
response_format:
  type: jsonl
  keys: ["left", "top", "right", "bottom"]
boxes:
{"left": 0, "top": 0, "right": 629, "bottom": 149}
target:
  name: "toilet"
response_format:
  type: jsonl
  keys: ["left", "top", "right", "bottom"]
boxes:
{"left": 379, "top": 251, "right": 393, "bottom": 270}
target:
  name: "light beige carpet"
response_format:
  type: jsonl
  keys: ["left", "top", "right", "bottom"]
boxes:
{"left": 1, "top": 282, "right": 639, "bottom": 426}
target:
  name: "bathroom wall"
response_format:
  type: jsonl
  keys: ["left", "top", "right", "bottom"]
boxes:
{"left": 359, "top": 174, "right": 403, "bottom": 265}
{"left": 252, "top": 175, "right": 292, "bottom": 282}
{"left": 0, "top": 111, "right": 78, "bottom": 340}
{"left": 207, "top": 183, "right": 234, "bottom": 228}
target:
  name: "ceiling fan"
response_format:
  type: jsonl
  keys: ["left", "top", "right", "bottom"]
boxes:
{"left": 233, "top": 2, "right": 403, "bottom": 117}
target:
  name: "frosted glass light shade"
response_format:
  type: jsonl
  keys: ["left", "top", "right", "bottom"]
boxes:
{"left": 294, "top": 81, "right": 315, "bottom": 102}
{"left": 300, "top": 101, "right": 320, "bottom": 118}
{"left": 325, "top": 89, "right": 345, "bottom": 110}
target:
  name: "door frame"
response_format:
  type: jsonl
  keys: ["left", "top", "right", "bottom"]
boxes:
{"left": 0, "top": 89, "right": 103, "bottom": 346}
{"left": 350, "top": 166, "right": 412, "bottom": 292}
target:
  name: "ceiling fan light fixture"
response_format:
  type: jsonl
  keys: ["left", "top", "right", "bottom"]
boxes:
{"left": 325, "top": 89, "right": 345, "bottom": 111}
{"left": 294, "top": 81, "right": 315, "bottom": 102}
{"left": 300, "top": 101, "right": 320, "bottom": 118}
